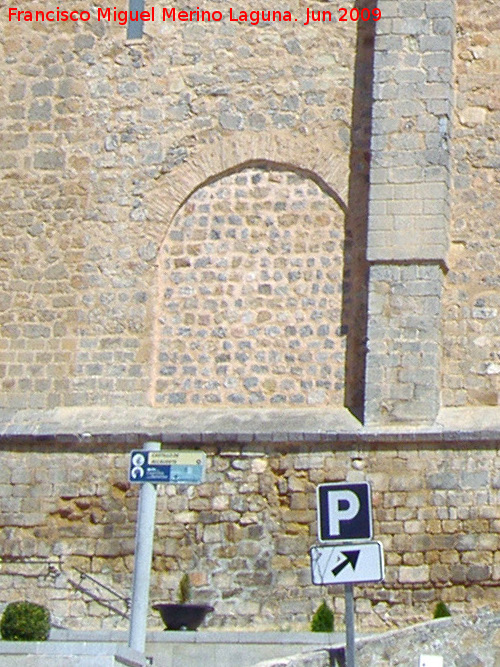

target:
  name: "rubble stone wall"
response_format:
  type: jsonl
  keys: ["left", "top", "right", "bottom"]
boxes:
{"left": 0, "top": 0, "right": 358, "bottom": 410}
{"left": 442, "top": 0, "right": 500, "bottom": 407}
{"left": 1, "top": 0, "right": 500, "bottom": 639}
{"left": 0, "top": 444, "right": 498, "bottom": 632}
{"left": 153, "top": 165, "right": 347, "bottom": 408}
{"left": 1, "top": 0, "right": 499, "bottom": 411}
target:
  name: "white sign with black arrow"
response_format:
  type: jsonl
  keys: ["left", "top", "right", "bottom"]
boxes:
{"left": 310, "top": 541, "right": 384, "bottom": 586}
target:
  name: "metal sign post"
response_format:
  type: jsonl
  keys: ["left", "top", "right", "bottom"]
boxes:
{"left": 345, "top": 583, "right": 356, "bottom": 667}
{"left": 311, "top": 482, "right": 384, "bottom": 667}
{"left": 128, "top": 441, "right": 161, "bottom": 654}
{"left": 127, "top": 445, "right": 207, "bottom": 655}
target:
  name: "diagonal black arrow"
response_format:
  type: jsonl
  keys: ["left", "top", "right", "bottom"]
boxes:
{"left": 331, "top": 550, "right": 360, "bottom": 577}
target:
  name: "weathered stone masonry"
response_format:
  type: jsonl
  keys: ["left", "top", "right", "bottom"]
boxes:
{"left": 153, "top": 166, "right": 347, "bottom": 408}
{"left": 0, "top": 0, "right": 499, "bottom": 634}
{"left": 443, "top": 0, "right": 500, "bottom": 407}
{"left": 365, "top": 0, "right": 454, "bottom": 425}
{"left": 0, "top": 436, "right": 498, "bottom": 632}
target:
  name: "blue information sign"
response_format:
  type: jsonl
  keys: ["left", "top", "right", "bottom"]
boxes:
{"left": 129, "top": 450, "right": 206, "bottom": 484}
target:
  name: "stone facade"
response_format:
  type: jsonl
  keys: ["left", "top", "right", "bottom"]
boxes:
{"left": 442, "top": 0, "right": 500, "bottom": 407}
{"left": 0, "top": 0, "right": 499, "bottom": 636}
{"left": 0, "top": 442, "right": 498, "bottom": 632}
{"left": 2, "top": 0, "right": 498, "bottom": 413}
{"left": 0, "top": 0, "right": 357, "bottom": 411}
{"left": 365, "top": 264, "right": 443, "bottom": 423}
{"left": 154, "top": 166, "right": 346, "bottom": 408}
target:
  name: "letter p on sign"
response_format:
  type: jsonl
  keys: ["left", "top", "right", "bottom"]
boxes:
{"left": 317, "top": 483, "right": 372, "bottom": 542}
{"left": 327, "top": 490, "right": 360, "bottom": 536}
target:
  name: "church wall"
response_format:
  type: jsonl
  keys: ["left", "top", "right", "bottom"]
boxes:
{"left": 0, "top": 0, "right": 360, "bottom": 410}
{"left": 443, "top": 0, "right": 500, "bottom": 407}
{"left": 1, "top": 0, "right": 500, "bottom": 636}
{"left": 153, "top": 165, "right": 347, "bottom": 408}
{"left": 0, "top": 444, "right": 498, "bottom": 631}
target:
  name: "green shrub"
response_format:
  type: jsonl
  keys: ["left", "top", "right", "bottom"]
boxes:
{"left": 311, "top": 600, "right": 334, "bottom": 632}
{"left": 433, "top": 601, "right": 451, "bottom": 619}
{"left": 0, "top": 601, "right": 51, "bottom": 641}
{"left": 177, "top": 573, "right": 192, "bottom": 604}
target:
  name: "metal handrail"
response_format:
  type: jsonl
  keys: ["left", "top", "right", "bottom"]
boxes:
{"left": 66, "top": 573, "right": 130, "bottom": 619}
{"left": 72, "top": 567, "right": 131, "bottom": 606}
{"left": 0, "top": 556, "right": 130, "bottom": 620}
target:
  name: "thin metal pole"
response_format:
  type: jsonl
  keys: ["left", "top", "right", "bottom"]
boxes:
{"left": 345, "top": 583, "right": 356, "bottom": 667}
{"left": 128, "top": 441, "right": 161, "bottom": 654}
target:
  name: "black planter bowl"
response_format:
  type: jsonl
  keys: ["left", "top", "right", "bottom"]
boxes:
{"left": 152, "top": 603, "right": 214, "bottom": 631}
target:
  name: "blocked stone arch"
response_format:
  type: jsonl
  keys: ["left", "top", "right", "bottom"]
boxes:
{"left": 144, "top": 131, "right": 350, "bottom": 229}
{"left": 150, "top": 159, "right": 351, "bottom": 408}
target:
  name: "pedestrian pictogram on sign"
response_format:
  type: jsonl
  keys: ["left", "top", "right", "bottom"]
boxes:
{"left": 316, "top": 482, "right": 373, "bottom": 542}
{"left": 129, "top": 450, "right": 206, "bottom": 484}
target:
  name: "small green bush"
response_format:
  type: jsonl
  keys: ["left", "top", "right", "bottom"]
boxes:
{"left": 177, "top": 573, "right": 192, "bottom": 604}
{"left": 311, "top": 600, "right": 334, "bottom": 632}
{"left": 433, "top": 601, "right": 451, "bottom": 619}
{"left": 0, "top": 601, "right": 51, "bottom": 641}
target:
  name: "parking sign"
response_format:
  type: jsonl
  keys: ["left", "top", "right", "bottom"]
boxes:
{"left": 317, "top": 482, "right": 373, "bottom": 542}
{"left": 311, "top": 541, "right": 384, "bottom": 585}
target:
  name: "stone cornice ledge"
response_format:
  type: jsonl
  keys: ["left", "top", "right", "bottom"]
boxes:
{"left": 0, "top": 406, "right": 499, "bottom": 448}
